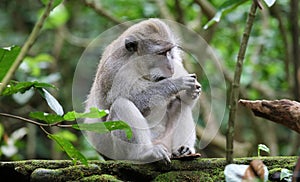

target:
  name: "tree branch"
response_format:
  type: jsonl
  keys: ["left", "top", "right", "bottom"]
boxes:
{"left": 83, "top": 0, "right": 123, "bottom": 25}
{"left": 0, "top": 0, "right": 54, "bottom": 94}
{"left": 239, "top": 99, "right": 300, "bottom": 134}
{"left": 226, "top": 1, "right": 258, "bottom": 164}
{"left": 0, "top": 113, "right": 73, "bottom": 128}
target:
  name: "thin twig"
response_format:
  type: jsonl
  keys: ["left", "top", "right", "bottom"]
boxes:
{"left": 0, "top": 0, "right": 55, "bottom": 94}
{"left": 0, "top": 113, "right": 73, "bottom": 128}
{"left": 226, "top": 1, "right": 258, "bottom": 164}
{"left": 83, "top": 0, "right": 123, "bottom": 25}
{"left": 40, "top": 126, "right": 51, "bottom": 135}
{"left": 0, "top": 113, "right": 49, "bottom": 127}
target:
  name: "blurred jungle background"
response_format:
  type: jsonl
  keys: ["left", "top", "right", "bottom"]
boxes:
{"left": 0, "top": 0, "right": 299, "bottom": 161}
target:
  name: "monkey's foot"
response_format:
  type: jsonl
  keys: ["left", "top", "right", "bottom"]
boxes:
{"left": 171, "top": 145, "right": 194, "bottom": 157}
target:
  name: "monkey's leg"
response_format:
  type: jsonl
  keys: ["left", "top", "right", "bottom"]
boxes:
{"left": 171, "top": 102, "right": 196, "bottom": 157}
{"left": 108, "top": 97, "right": 171, "bottom": 163}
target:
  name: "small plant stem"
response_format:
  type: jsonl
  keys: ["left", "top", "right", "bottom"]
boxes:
{"left": 0, "top": 113, "right": 72, "bottom": 128}
{"left": 0, "top": 0, "right": 54, "bottom": 94}
{"left": 226, "top": 1, "right": 258, "bottom": 164}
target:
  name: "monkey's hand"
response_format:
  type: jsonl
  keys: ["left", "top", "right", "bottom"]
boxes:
{"left": 184, "top": 74, "right": 201, "bottom": 99}
{"left": 170, "top": 74, "right": 198, "bottom": 92}
{"left": 148, "top": 144, "right": 171, "bottom": 163}
{"left": 186, "top": 74, "right": 201, "bottom": 99}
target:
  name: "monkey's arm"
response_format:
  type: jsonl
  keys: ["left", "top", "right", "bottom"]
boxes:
{"left": 131, "top": 75, "right": 196, "bottom": 116}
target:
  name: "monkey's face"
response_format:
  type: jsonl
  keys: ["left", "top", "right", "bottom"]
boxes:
{"left": 125, "top": 36, "right": 180, "bottom": 82}
{"left": 145, "top": 46, "right": 177, "bottom": 82}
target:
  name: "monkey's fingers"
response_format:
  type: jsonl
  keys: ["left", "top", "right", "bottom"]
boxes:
{"left": 153, "top": 144, "right": 171, "bottom": 163}
{"left": 163, "top": 154, "right": 171, "bottom": 164}
{"left": 195, "top": 82, "right": 201, "bottom": 90}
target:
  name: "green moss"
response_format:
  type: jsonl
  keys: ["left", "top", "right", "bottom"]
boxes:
{"left": 81, "top": 174, "right": 122, "bottom": 182}
{"left": 30, "top": 164, "right": 101, "bottom": 181}
{"left": 153, "top": 171, "right": 213, "bottom": 182}
{"left": 0, "top": 156, "right": 297, "bottom": 181}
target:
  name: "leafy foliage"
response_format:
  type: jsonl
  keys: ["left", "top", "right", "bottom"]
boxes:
{"left": 204, "top": 0, "right": 248, "bottom": 29}
{"left": 0, "top": 46, "right": 21, "bottom": 82}
{"left": 1, "top": 81, "right": 56, "bottom": 96}
{"left": 38, "top": 88, "right": 64, "bottom": 115}
{"left": 48, "top": 134, "right": 88, "bottom": 166}
{"left": 257, "top": 144, "right": 270, "bottom": 157}
{"left": 73, "top": 121, "right": 133, "bottom": 140}
{"left": 63, "top": 107, "right": 108, "bottom": 121}
{"left": 29, "top": 112, "right": 64, "bottom": 124}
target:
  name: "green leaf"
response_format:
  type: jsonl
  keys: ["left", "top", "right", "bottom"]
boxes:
{"left": 0, "top": 46, "right": 21, "bottom": 82}
{"left": 1, "top": 81, "right": 56, "bottom": 96}
{"left": 29, "top": 111, "right": 64, "bottom": 124}
{"left": 204, "top": 0, "right": 248, "bottom": 29}
{"left": 258, "top": 144, "right": 270, "bottom": 156}
{"left": 263, "top": 0, "right": 276, "bottom": 7}
{"left": 48, "top": 134, "right": 88, "bottom": 166}
{"left": 38, "top": 88, "right": 64, "bottom": 116}
{"left": 280, "top": 168, "right": 293, "bottom": 180}
{"left": 73, "top": 121, "right": 133, "bottom": 140}
{"left": 63, "top": 107, "right": 108, "bottom": 121}
{"left": 55, "top": 130, "right": 77, "bottom": 142}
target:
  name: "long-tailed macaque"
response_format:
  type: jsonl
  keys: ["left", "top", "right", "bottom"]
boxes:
{"left": 84, "top": 18, "right": 201, "bottom": 163}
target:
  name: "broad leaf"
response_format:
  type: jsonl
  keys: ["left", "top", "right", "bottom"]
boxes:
{"left": 48, "top": 134, "right": 88, "bottom": 166}
{"left": 204, "top": 0, "right": 247, "bottom": 29}
{"left": 64, "top": 107, "right": 108, "bottom": 121}
{"left": 1, "top": 81, "right": 56, "bottom": 96}
{"left": 38, "top": 88, "right": 64, "bottom": 116}
{"left": 0, "top": 46, "right": 21, "bottom": 82}
{"left": 29, "top": 111, "right": 64, "bottom": 124}
{"left": 73, "top": 121, "right": 133, "bottom": 140}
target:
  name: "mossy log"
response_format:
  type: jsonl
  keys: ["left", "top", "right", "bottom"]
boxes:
{"left": 0, "top": 156, "right": 297, "bottom": 181}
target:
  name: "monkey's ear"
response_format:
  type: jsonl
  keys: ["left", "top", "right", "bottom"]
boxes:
{"left": 125, "top": 36, "right": 138, "bottom": 52}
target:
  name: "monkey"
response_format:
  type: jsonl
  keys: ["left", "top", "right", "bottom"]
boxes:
{"left": 84, "top": 18, "right": 201, "bottom": 163}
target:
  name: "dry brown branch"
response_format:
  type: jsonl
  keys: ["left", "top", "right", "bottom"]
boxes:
{"left": 239, "top": 99, "right": 300, "bottom": 133}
